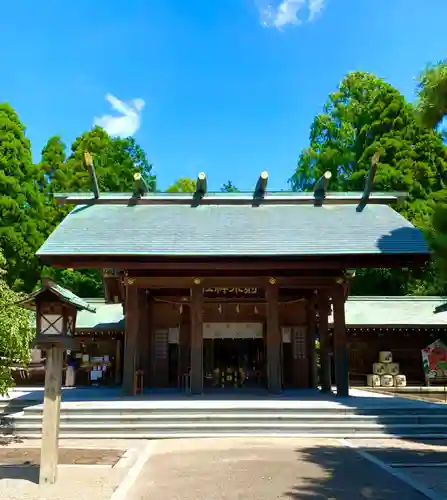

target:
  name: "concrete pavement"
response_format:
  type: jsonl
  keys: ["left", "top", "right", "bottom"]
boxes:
{"left": 127, "top": 438, "right": 430, "bottom": 500}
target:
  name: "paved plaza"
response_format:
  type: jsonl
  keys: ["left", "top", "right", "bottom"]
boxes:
{"left": 127, "top": 437, "right": 446, "bottom": 500}
{"left": 0, "top": 437, "right": 446, "bottom": 499}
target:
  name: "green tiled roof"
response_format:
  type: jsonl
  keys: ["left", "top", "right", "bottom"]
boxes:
{"left": 330, "top": 296, "right": 447, "bottom": 327}
{"left": 75, "top": 300, "right": 123, "bottom": 330}
{"left": 18, "top": 280, "right": 96, "bottom": 313}
{"left": 37, "top": 203, "right": 429, "bottom": 257}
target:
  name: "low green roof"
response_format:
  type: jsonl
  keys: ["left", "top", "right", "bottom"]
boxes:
{"left": 18, "top": 280, "right": 96, "bottom": 313}
{"left": 37, "top": 203, "right": 429, "bottom": 257}
{"left": 76, "top": 299, "right": 123, "bottom": 330}
{"left": 330, "top": 296, "right": 447, "bottom": 327}
{"left": 71, "top": 296, "right": 447, "bottom": 331}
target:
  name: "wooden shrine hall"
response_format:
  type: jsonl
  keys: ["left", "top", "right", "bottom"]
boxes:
{"left": 35, "top": 157, "right": 430, "bottom": 397}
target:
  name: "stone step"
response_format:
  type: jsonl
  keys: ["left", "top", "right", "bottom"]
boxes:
{"left": 7, "top": 426, "right": 447, "bottom": 439}
{"left": 11, "top": 421, "right": 447, "bottom": 429}
{"left": 20, "top": 405, "right": 447, "bottom": 416}
{"left": 7, "top": 429, "right": 447, "bottom": 440}
{"left": 0, "top": 401, "right": 32, "bottom": 415}
{"left": 9, "top": 413, "right": 447, "bottom": 425}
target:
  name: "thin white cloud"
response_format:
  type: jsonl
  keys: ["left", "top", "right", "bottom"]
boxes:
{"left": 259, "top": 0, "right": 325, "bottom": 29}
{"left": 93, "top": 94, "right": 145, "bottom": 137}
{"left": 308, "top": 0, "right": 325, "bottom": 20}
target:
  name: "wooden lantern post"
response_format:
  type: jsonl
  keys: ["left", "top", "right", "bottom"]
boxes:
{"left": 17, "top": 279, "right": 96, "bottom": 485}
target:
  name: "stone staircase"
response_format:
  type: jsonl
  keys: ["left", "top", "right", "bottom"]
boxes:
{"left": 2, "top": 402, "right": 447, "bottom": 439}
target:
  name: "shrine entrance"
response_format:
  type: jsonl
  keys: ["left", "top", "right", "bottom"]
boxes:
{"left": 203, "top": 323, "right": 266, "bottom": 389}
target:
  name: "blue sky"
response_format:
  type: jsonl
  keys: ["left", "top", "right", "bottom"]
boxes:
{"left": 1, "top": 0, "right": 447, "bottom": 191}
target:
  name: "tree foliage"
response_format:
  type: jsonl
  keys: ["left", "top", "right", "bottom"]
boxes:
{"left": 0, "top": 251, "right": 34, "bottom": 394}
{"left": 0, "top": 103, "right": 50, "bottom": 291}
{"left": 167, "top": 177, "right": 196, "bottom": 193}
{"left": 51, "top": 127, "right": 156, "bottom": 193}
{"left": 221, "top": 181, "right": 240, "bottom": 193}
{"left": 43, "top": 128, "right": 156, "bottom": 297}
{"left": 290, "top": 72, "right": 447, "bottom": 295}
{"left": 416, "top": 61, "right": 447, "bottom": 130}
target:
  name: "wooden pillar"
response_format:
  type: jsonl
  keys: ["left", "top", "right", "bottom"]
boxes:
{"left": 122, "top": 283, "right": 139, "bottom": 395}
{"left": 190, "top": 282, "right": 203, "bottom": 394}
{"left": 318, "top": 290, "right": 332, "bottom": 393}
{"left": 306, "top": 297, "right": 318, "bottom": 389}
{"left": 137, "top": 290, "right": 152, "bottom": 386}
{"left": 332, "top": 284, "right": 349, "bottom": 397}
{"left": 266, "top": 279, "right": 281, "bottom": 393}
{"left": 179, "top": 306, "right": 190, "bottom": 384}
{"left": 39, "top": 346, "right": 63, "bottom": 485}
{"left": 145, "top": 296, "right": 153, "bottom": 387}
{"left": 114, "top": 339, "right": 121, "bottom": 385}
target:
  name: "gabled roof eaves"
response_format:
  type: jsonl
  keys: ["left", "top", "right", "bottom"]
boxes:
{"left": 18, "top": 280, "right": 96, "bottom": 313}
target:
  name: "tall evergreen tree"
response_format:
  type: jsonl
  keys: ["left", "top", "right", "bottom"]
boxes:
{"left": 0, "top": 103, "right": 48, "bottom": 291}
{"left": 41, "top": 136, "right": 68, "bottom": 193}
{"left": 290, "top": 72, "right": 447, "bottom": 295}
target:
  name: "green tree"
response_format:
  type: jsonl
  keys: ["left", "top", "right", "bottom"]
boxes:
{"left": 290, "top": 72, "right": 447, "bottom": 295}
{"left": 221, "top": 181, "right": 240, "bottom": 193}
{"left": 0, "top": 251, "right": 34, "bottom": 394}
{"left": 55, "top": 127, "right": 156, "bottom": 193}
{"left": 41, "top": 127, "right": 157, "bottom": 298}
{"left": 41, "top": 136, "right": 68, "bottom": 190}
{"left": 167, "top": 177, "right": 196, "bottom": 193}
{"left": 39, "top": 136, "right": 71, "bottom": 227}
{"left": 42, "top": 267, "right": 103, "bottom": 298}
{"left": 0, "top": 103, "right": 49, "bottom": 291}
{"left": 416, "top": 61, "right": 447, "bottom": 129}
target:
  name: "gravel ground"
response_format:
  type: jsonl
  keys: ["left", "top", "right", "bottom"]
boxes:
{"left": 0, "top": 438, "right": 149, "bottom": 500}
{"left": 128, "top": 438, "right": 428, "bottom": 500}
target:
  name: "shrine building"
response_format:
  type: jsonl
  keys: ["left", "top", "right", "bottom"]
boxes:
{"left": 35, "top": 169, "right": 430, "bottom": 396}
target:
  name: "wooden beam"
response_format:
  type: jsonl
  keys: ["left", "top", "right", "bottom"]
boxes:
{"left": 40, "top": 253, "right": 428, "bottom": 271}
{"left": 190, "top": 282, "right": 204, "bottom": 394}
{"left": 133, "top": 172, "right": 149, "bottom": 197}
{"left": 39, "top": 346, "right": 63, "bottom": 485}
{"left": 195, "top": 172, "right": 207, "bottom": 197}
{"left": 255, "top": 171, "right": 268, "bottom": 197}
{"left": 124, "top": 275, "right": 343, "bottom": 289}
{"left": 332, "top": 284, "right": 349, "bottom": 397}
{"left": 83, "top": 152, "right": 100, "bottom": 199}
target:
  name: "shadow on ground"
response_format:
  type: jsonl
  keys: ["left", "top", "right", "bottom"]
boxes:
{"left": 285, "top": 445, "right": 428, "bottom": 499}
{"left": 0, "top": 464, "right": 39, "bottom": 484}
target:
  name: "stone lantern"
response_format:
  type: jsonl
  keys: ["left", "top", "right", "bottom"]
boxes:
{"left": 17, "top": 278, "right": 96, "bottom": 485}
